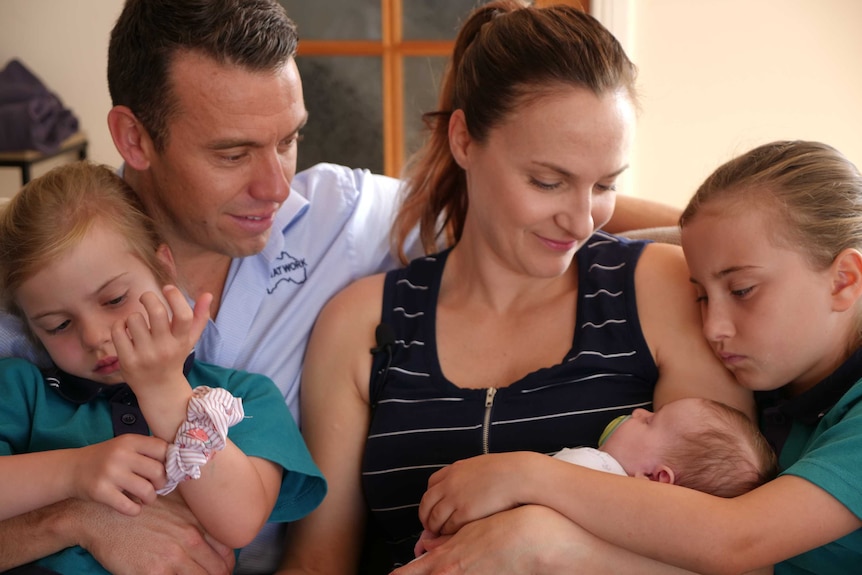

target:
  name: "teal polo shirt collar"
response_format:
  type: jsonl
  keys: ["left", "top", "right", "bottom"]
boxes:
{"left": 757, "top": 347, "right": 862, "bottom": 455}
{"left": 42, "top": 353, "right": 196, "bottom": 404}
{"left": 41, "top": 353, "right": 196, "bottom": 437}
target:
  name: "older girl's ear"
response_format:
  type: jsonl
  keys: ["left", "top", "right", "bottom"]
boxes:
{"left": 830, "top": 248, "right": 862, "bottom": 312}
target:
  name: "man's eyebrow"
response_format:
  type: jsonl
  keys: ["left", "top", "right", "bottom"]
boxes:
{"left": 208, "top": 113, "right": 309, "bottom": 150}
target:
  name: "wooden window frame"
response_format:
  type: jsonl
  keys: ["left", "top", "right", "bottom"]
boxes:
{"left": 296, "top": 0, "right": 589, "bottom": 177}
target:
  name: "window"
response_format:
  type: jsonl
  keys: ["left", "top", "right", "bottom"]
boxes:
{"left": 281, "top": 0, "right": 588, "bottom": 177}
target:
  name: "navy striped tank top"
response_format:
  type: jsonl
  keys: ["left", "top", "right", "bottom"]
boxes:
{"left": 361, "top": 230, "right": 658, "bottom": 568}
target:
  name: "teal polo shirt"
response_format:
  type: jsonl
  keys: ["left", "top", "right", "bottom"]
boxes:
{"left": 0, "top": 357, "right": 326, "bottom": 575}
{"left": 758, "top": 349, "right": 862, "bottom": 574}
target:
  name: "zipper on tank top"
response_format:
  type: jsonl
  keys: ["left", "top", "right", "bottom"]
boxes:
{"left": 482, "top": 387, "right": 497, "bottom": 454}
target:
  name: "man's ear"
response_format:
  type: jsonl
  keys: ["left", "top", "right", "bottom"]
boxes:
{"left": 107, "top": 105, "right": 154, "bottom": 171}
{"left": 830, "top": 248, "right": 862, "bottom": 312}
{"left": 155, "top": 243, "right": 178, "bottom": 283}
{"left": 448, "top": 109, "right": 472, "bottom": 171}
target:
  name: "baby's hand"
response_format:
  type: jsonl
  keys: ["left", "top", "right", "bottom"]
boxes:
{"left": 113, "top": 285, "right": 212, "bottom": 393}
{"left": 71, "top": 435, "right": 169, "bottom": 515}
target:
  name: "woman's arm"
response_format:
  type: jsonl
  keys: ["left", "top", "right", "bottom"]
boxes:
{"left": 279, "top": 274, "right": 386, "bottom": 575}
{"left": 395, "top": 505, "right": 706, "bottom": 575}
{"left": 634, "top": 242, "right": 755, "bottom": 417}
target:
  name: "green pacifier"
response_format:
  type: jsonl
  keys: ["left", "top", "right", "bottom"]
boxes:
{"left": 598, "top": 414, "right": 630, "bottom": 447}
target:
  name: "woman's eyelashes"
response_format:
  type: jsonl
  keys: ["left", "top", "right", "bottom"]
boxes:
{"left": 529, "top": 177, "right": 562, "bottom": 191}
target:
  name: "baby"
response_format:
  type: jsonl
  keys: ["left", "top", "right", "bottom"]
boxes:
{"left": 555, "top": 396, "right": 777, "bottom": 497}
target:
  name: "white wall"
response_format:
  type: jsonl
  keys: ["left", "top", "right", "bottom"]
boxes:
{"left": 0, "top": 0, "right": 124, "bottom": 197}
{"left": 2, "top": 0, "right": 861, "bottom": 209}
{"left": 624, "top": 0, "right": 862, "bottom": 207}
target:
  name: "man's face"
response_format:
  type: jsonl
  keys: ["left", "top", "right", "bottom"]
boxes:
{"left": 137, "top": 53, "right": 307, "bottom": 264}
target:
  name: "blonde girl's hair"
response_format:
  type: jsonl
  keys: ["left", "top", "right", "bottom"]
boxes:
{"left": 391, "top": 0, "right": 638, "bottom": 263}
{"left": 680, "top": 140, "right": 862, "bottom": 270}
{"left": 0, "top": 161, "right": 172, "bottom": 320}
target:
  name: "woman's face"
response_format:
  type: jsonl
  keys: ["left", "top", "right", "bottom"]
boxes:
{"left": 452, "top": 86, "right": 635, "bottom": 278}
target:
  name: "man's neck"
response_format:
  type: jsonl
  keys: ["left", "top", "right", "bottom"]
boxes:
{"left": 174, "top": 250, "right": 233, "bottom": 319}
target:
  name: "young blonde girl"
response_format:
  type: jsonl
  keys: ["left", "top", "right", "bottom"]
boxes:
{"left": 404, "top": 140, "right": 862, "bottom": 575}
{"left": 0, "top": 161, "right": 324, "bottom": 575}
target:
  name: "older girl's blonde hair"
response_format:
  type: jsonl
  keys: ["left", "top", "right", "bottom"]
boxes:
{"left": 680, "top": 140, "right": 862, "bottom": 270}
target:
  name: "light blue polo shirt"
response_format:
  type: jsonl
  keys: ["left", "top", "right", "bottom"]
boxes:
{"left": 194, "top": 162, "right": 410, "bottom": 422}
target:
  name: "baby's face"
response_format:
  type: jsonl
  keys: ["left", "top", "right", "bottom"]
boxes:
{"left": 600, "top": 398, "right": 706, "bottom": 477}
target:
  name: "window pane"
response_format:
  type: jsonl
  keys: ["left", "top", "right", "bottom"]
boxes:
{"left": 295, "top": 56, "right": 384, "bottom": 173}
{"left": 279, "top": 0, "right": 381, "bottom": 40}
{"left": 403, "top": 56, "right": 449, "bottom": 159}
{"left": 402, "top": 0, "right": 484, "bottom": 40}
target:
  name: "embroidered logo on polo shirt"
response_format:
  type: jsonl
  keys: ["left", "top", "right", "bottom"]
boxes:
{"left": 268, "top": 251, "right": 308, "bottom": 293}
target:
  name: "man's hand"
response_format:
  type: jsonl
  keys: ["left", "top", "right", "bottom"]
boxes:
{"left": 79, "top": 492, "right": 234, "bottom": 575}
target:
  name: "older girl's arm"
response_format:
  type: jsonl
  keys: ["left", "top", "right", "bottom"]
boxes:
{"left": 420, "top": 453, "right": 855, "bottom": 575}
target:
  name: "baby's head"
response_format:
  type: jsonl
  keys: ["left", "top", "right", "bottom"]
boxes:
{"left": 600, "top": 397, "right": 777, "bottom": 497}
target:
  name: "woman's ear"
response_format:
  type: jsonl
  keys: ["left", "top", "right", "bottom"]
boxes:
{"left": 155, "top": 243, "right": 178, "bottom": 283}
{"left": 448, "top": 109, "right": 472, "bottom": 170}
{"left": 830, "top": 248, "right": 862, "bottom": 312}
{"left": 107, "top": 105, "right": 154, "bottom": 171}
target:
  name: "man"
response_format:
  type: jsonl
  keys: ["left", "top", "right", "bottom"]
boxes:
{"left": 0, "top": 1, "right": 679, "bottom": 574}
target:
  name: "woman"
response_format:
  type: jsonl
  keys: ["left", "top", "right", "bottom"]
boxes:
{"left": 281, "top": 2, "right": 751, "bottom": 573}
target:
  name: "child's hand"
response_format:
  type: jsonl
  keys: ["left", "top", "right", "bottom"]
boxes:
{"left": 112, "top": 285, "right": 212, "bottom": 393}
{"left": 71, "top": 434, "right": 169, "bottom": 516}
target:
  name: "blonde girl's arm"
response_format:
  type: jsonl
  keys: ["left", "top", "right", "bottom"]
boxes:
{"left": 116, "top": 286, "right": 281, "bottom": 548}
{"left": 279, "top": 274, "right": 386, "bottom": 575}
{"left": 0, "top": 435, "right": 167, "bottom": 521}
{"left": 634, "top": 242, "right": 756, "bottom": 417}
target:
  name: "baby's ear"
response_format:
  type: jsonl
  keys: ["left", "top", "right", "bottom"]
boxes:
{"left": 830, "top": 248, "right": 862, "bottom": 312}
{"left": 653, "top": 465, "right": 675, "bottom": 485}
{"left": 633, "top": 465, "right": 675, "bottom": 485}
